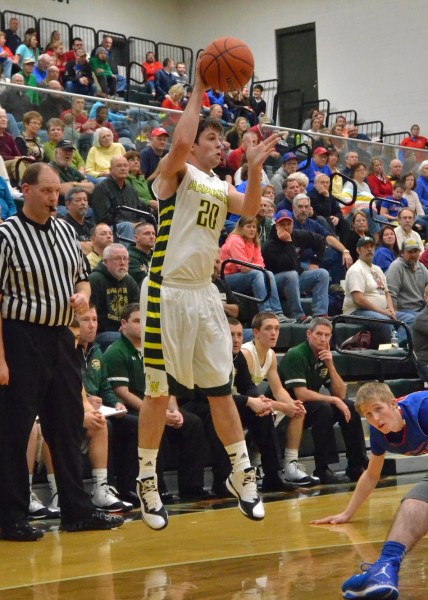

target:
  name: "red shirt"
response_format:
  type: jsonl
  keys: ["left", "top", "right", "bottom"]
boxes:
{"left": 141, "top": 61, "right": 162, "bottom": 82}
{"left": 227, "top": 147, "right": 245, "bottom": 173}
{"left": 367, "top": 173, "right": 393, "bottom": 198}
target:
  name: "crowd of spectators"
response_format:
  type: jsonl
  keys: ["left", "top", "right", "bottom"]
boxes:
{"left": 2, "top": 15, "right": 428, "bottom": 520}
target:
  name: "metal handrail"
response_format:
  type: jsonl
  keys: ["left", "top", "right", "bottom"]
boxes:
{"left": 111, "top": 205, "right": 156, "bottom": 244}
{"left": 220, "top": 259, "right": 272, "bottom": 303}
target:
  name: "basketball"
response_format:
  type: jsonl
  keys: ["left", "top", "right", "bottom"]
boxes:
{"left": 199, "top": 37, "right": 255, "bottom": 92}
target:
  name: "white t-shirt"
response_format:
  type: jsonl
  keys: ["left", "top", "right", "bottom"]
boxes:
{"left": 394, "top": 226, "right": 424, "bottom": 253}
{"left": 343, "top": 259, "right": 389, "bottom": 314}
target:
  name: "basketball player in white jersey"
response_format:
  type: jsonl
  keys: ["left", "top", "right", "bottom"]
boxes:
{"left": 137, "top": 60, "right": 280, "bottom": 530}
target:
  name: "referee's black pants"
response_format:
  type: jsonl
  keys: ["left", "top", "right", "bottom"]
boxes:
{"left": 0, "top": 321, "right": 95, "bottom": 526}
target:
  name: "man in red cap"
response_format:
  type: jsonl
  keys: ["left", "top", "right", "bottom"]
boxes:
{"left": 140, "top": 127, "right": 169, "bottom": 182}
{"left": 298, "top": 146, "right": 332, "bottom": 192}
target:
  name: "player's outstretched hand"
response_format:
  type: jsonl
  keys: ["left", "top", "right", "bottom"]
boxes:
{"left": 310, "top": 512, "right": 351, "bottom": 525}
{"left": 246, "top": 133, "right": 281, "bottom": 171}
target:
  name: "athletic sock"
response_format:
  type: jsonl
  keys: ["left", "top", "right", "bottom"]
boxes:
{"left": 92, "top": 468, "right": 108, "bottom": 491}
{"left": 284, "top": 449, "right": 298, "bottom": 466}
{"left": 379, "top": 541, "right": 406, "bottom": 564}
{"left": 138, "top": 447, "right": 158, "bottom": 480}
{"left": 225, "top": 441, "right": 251, "bottom": 473}
{"left": 29, "top": 474, "right": 33, "bottom": 490}
{"left": 47, "top": 473, "right": 58, "bottom": 497}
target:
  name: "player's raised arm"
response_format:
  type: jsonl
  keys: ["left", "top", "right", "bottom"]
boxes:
{"left": 158, "top": 59, "right": 206, "bottom": 182}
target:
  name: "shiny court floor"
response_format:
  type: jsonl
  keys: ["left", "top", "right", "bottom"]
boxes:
{"left": 0, "top": 476, "right": 426, "bottom": 599}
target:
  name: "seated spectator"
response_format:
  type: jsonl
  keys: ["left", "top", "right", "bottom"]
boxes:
{"left": 87, "top": 223, "right": 113, "bottom": 271}
{"left": 309, "top": 172, "right": 349, "bottom": 239}
{"left": 341, "top": 211, "right": 370, "bottom": 262}
{"left": 263, "top": 209, "right": 330, "bottom": 321}
{"left": 256, "top": 196, "right": 273, "bottom": 245}
{"left": 386, "top": 239, "right": 428, "bottom": 328}
{"left": 412, "top": 283, "right": 428, "bottom": 383}
{"left": 63, "top": 37, "right": 84, "bottom": 63}
{"left": 154, "top": 58, "right": 177, "bottom": 102}
{"left": 302, "top": 115, "right": 324, "bottom": 148}
{"left": 288, "top": 171, "right": 310, "bottom": 195}
{"left": 90, "top": 47, "right": 116, "bottom": 98}
{"left": 227, "top": 131, "right": 258, "bottom": 176}
{"left": 93, "top": 105, "right": 119, "bottom": 142}
{"left": 416, "top": 160, "right": 428, "bottom": 214}
{"left": 276, "top": 176, "right": 300, "bottom": 211}
{"left": 367, "top": 156, "right": 394, "bottom": 198}
{"left": 342, "top": 150, "right": 359, "bottom": 178}
{"left": 220, "top": 216, "right": 293, "bottom": 322}
{"left": 0, "top": 73, "right": 32, "bottom": 122}
{"left": 400, "top": 124, "right": 428, "bottom": 151}
{"left": 15, "top": 110, "right": 44, "bottom": 162}
{"left": 37, "top": 64, "right": 60, "bottom": 89}
{"left": 14, "top": 32, "right": 39, "bottom": 69}
{"left": 32, "top": 54, "right": 52, "bottom": 84}
{"left": 139, "top": 127, "right": 169, "bottom": 182}
{"left": 161, "top": 84, "right": 185, "bottom": 130}
{"left": 298, "top": 147, "right": 332, "bottom": 192}
{"left": 0, "top": 175, "right": 17, "bottom": 220}
{"left": 48, "top": 39, "right": 66, "bottom": 74}
{"left": 141, "top": 51, "right": 162, "bottom": 94}
{"left": 103, "top": 303, "right": 210, "bottom": 502}
{"left": 38, "top": 81, "right": 71, "bottom": 125}
{"left": 249, "top": 84, "right": 266, "bottom": 119}
{"left": 75, "top": 305, "right": 139, "bottom": 507}
{"left": 173, "top": 62, "right": 188, "bottom": 86}
{"left": 225, "top": 116, "right": 249, "bottom": 150}
{"left": 91, "top": 155, "right": 143, "bottom": 240}
{"left": 302, "top": 107, "right": 320, "bottom": 131}
{"left": 394, "top": 207, "right": 424, "bottom": 252}
{"left": 0, "top": 31, "right": 14, "bottom": 81}
{"left": 224, "top": 87, "right": 256, "bottom": 125}
{"left": 346, "top": 124, "right": 370, "bottom": 142}
{"left": 279, "top": 317, "right": 368, "bottom": 484}
{"left": 342, "top": 236, "right": 410, "bottom": 346}
{"left": 50, "top": 140, "right": 95, "bottom": 209}
{"left": 19, "top": 57, "right": 39, "bottom": 105}
{"left": 64, "top": 48, "right": 96, "bottom": 96}
{"left": 128, "top": 221, "right": 156, "bottom": 287}
{"left": 388, "top": 158, "right": 403, "bottom": 186}
{"left": 85, "top": 128, "right": 125, "bottom": 180}
{"left": 380, "top": 182, "right": 409, "bottom": 222}
{"left": 0, "top": 106, "right": 33, "bottom": 183}
{"left": 209, "top": 103, "right": 230, "bottom": 126}
{"left": 373, "top": 225, "right": 400, "bottom": 273}
{"left": 89, "top": 244, "right": 139, "bottom": 342}
{"left": 5, "top": 17, "right": 21, "bottom": 56}
{"left": 43, "top": 118, "right": 86, "bottom": 170}
{"left": 125, "top": 151, "right": 156, "bottom": 211}
{"left": 95, "top": 35, "right": 127, "bottom": 98}
{"left": 291, "top": 193, "right": 353, "bottom": 283}
{"left": 44, "top": 30, "right": 62, "bottom": 53}
{"left": 270, "top": 152, "right": 299, "bottom": 200}
{"left": 402, "top": 171, "right": 426, "bottom": 221}
{"left": 62, "top": 187, "right": 94, "bottom": 255}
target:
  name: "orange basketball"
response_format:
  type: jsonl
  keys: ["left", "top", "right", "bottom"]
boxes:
{"left": 199, "top": 37, "right": 254, "bottom": 92}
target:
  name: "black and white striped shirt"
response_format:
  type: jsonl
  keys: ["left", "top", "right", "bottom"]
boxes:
{"left": 0, "top": 213, "right": 89, "bottom": 326}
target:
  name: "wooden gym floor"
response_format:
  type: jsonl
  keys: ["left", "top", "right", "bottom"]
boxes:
{"left": 0, "top": 475, "right": 427, "bottom": 599}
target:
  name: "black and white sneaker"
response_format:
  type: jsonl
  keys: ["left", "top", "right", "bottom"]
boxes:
{"left": 60, "top": 510, "right": 124, "bottom": 532}
{"left": 136, "top": 475, "right": 168, "bottom": 530}
{"left": 283, "top": 461, "right": 320, "bottom": 486}
{"left": 29, "top": 491, "right": 61, "bottom": 520}
{"left": 92, "top": 484, "right": 133, "bottom": 513}
{"left": 226, "top": 467, "right": 265, "bottom": 521}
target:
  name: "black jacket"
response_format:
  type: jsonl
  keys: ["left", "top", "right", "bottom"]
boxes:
{"left": 262, "top": 225, "right": 326, "bottom": 273}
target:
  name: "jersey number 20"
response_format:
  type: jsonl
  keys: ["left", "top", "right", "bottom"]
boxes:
{"left": 196, "top": 199, "right": 220, "bottom": 230}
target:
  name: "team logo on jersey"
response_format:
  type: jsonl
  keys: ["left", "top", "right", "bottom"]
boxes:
{"left": 150, "top": 380, "right": 160, "bottom": 394}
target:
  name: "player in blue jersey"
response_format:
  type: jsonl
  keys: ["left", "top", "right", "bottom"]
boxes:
{"left": 312, "top": 381, "right": 428, "bottom": 599}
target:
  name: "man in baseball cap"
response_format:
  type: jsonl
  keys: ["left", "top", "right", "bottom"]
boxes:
{"left": 271, "top": 153, "right": 299, "bottom": 198}
{"left": 140, "top": 127, "right": 170, "bottom": 181}
{"left": 298, "top": 146, "right": 332, "bottom": 192}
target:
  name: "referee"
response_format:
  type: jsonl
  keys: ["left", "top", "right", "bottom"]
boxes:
{"left": 0, "top": 163, "right": 123, "bottom": 541}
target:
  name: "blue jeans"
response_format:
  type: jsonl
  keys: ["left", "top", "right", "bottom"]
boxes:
{"left": 320, "top": 247, "right": 344, "bottom": 284}
{"left": 275, "top": 268, "right": 329, "bottom": 319}
{"left": 65, "top": 80, "right": 97, "bottom": 96}
{"left": 225, "top": 270, "right": 284, "bottom": 314}
{"left": 352, "top": 308, "right": 415, "bottom": 346}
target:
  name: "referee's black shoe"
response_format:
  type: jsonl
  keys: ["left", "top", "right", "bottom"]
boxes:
{"left": 60, "top": 510, "right": 124, "bottom": 532}
{"left": 0, "top": 521, "right": 44, "bottom": 541}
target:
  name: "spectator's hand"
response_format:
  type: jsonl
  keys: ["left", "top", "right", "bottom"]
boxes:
{"left": 276, "top": 224, "right": 292, "bottom": 242}
{"left": 80, "top": 77, "right": 88, "bottom": 85}
{"left": 331, "top": 216, "right": 339, "bottom": 226}
{"left": 307, "top": 263, "right": 319, "bottom": 270}
{"left": 70, "top": 293, "right": 89, "bottom": 314}
{"left": 381, "top": 307, "right": 396, "bottom": 320}
{"left": 0, "top": 358, "right": 9, "bottom": 385}
{"left": 149, "top": 199, "right": 159, "bottom": 210}
{"left": 87, "top": 394, "right": 103, "bottom": 409}
{"left": 113, "top": 401, "right": 127, "bottom": 418}
{"left": 281, "top": 399, "right": 306, "bottom": 418}
{"left": 331, "top": 397, "right": 351, "bottom": 422}
{"left": 83, "top": 409, "right": 105, "bottom": 430}
{"left": 166, "top": 409, "right": 183, "bottom": 429}
{"left": 318, "top": 348, "right": 333, "bottom": 365}
{"left": 342, "top": 252, "right": 353, "bottom": 269}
